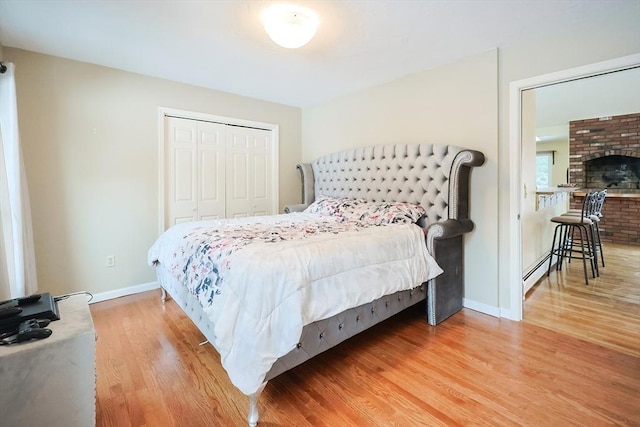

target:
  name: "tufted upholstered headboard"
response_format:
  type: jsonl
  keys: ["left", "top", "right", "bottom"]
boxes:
{"left": 287, "top": 143, "right": 485, "bottom": 227}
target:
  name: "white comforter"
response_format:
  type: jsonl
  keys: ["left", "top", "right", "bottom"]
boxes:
{"left": 148, "top": 213, "right": 442, "bottom": 395}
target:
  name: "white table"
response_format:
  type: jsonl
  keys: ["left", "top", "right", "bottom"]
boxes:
{"left": 0, "top": 295, "right": 96, "bottom": 427}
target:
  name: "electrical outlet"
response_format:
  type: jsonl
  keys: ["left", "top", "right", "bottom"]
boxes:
{"left": 106, "top": 255, "right": 115, "bottom": 267}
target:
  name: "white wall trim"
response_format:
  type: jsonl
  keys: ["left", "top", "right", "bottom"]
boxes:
{"left": 90, "top": 281, "right": 160, "bottom": 304}
{"left": 499, "top": 307, "right": 515, "bottom": 321}
{"left": 506, "top": 53, "right": 640, "bottom": 322}
{"left": 463, "top": 298, "right": 500, "bottom": 318}
{"left": 157, "top": 107, "right": 280, "bottom": 233}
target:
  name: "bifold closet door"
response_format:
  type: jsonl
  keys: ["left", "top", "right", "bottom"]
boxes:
{"left": 165, "top": 117, "right": 226, "bottom": 227}
{"left": 225, "top": 126, "right": 274, "bottom": 218}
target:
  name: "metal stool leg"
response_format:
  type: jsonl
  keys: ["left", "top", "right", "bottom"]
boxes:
{"left": 548, "top": 224, "right": 563, "bottom": 276}
{"left": 595, "top": 222, "right": 605, "bottom": 267}
{"left": 575, "top": 226, "right": 589, "bottom": 286}
{"left": 588, "top": 224, "right": 599, "bottom": 277}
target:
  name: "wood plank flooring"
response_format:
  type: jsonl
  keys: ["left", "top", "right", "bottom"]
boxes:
{"left": 524, "top": 242, "right": 640, "bottom": 358}
{"left": 92, "top": 243, "right": 640, "bottom": 427}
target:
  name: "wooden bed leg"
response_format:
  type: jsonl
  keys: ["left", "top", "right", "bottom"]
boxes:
{"left": 248, "top": 382, "right": 267, "bottom": 427}
{"left": 160, "top": 287, "right": 167, "bottom": 303}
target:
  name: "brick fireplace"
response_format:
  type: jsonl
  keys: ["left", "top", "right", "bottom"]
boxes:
{"left": 569, "top": 112, "right": 639, "bottom": 245}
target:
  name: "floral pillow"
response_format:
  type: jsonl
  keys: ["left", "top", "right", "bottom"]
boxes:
{"left": 341, "top": 201, "right": 426, "bottom": 225}
{"left": 304, "top": 196, "right": 365, "bottom": 217}
{"left": 305, "top": 197, "right": 426, "bottom": 226}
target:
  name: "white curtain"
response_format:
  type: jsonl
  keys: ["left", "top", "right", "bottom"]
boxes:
{"left": 0, "top": 62, "right": 37, "bottom": 300}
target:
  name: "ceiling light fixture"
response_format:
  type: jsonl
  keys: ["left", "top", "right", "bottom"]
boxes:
{"left": 262, "top": 3, "right": 319, "bottom": 49}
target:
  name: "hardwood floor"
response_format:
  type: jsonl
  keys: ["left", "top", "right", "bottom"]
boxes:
{"left": 92, "top": 244, "right": 640, "bottom": 427}
{"left": 524, "top": 242, "right": 640, "bottom": 358}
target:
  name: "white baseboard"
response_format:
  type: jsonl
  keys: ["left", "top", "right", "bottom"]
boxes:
{"left": 499, "top": 307, "right": 518, "bottom": 321}
{"left": 463, "top": 298, "right": 500, "bottom": 318}
{"left": 90, "top": 281, "right": 160, "bottom": 304}
{"left": 463, "top": 299, "right": 522, "bottom": 321}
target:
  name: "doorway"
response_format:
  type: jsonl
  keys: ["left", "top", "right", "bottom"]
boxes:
{"left": 507, "top": 53, "right": 640, "bottom": 321}
{"left": 521, "top": 66, "right": 640, "bottom": 295}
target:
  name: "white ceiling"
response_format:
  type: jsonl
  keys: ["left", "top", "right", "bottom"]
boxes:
{"left": 535, "top": 66, "right": 640, "bottom": 142}
{"left": 0, "top": 0, "right": 636, "bottom": 107}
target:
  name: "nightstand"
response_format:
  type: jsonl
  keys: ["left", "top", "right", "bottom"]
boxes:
{"left": 0, "top": 295, "right": 96, "bottom": 427}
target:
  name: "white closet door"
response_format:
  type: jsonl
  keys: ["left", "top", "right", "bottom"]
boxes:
{"left": 166, "top": 117, "right": 198, "bottom": 226}
{"left": 163, "top": 112, "right": 276, "bottom": 229}
{"left": 247, "top": 128, "right": 273, "bottom": 217}
{"left": 226, "top": 126, "right": 273, "bottom": 218}
{"left": 165, "top": 117, "right": 226, "bottom": 227}
{"left": 198, "top": 121, "right": 226, "bottom": 221}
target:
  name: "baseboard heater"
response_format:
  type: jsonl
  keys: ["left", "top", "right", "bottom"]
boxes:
{"left": 523, "top": 253, "right": 551, "bottom": 282}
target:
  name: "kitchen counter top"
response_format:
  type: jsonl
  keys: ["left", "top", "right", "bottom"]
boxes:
{"left": 573, "top": 191, "right": 640, "bottom": 199}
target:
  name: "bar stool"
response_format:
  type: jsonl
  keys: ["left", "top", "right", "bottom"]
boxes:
{"left": 562, "top": 189, "right": 607, "bottom": 268}
{"left": 547, "top": 191, "right": 599, "bottom": 285}
{"left": 590, "top": 189, "right": 607, "bottom": 267}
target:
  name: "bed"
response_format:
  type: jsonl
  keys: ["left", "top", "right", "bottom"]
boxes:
{"left": 148, "top": 143, "right": 484, "bottom": 426}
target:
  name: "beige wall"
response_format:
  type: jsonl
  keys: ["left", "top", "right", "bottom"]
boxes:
{"left": 521, "top": 91, "right": 568, "bottom": 278}
{"left": 5, "top": 48, "right": 301, "bottom": 297}
{"left": 303, "top": 50, "right": 500, "bottom": 309}
{"left": 521, "top": 89, "right": 539, "bottom": 273}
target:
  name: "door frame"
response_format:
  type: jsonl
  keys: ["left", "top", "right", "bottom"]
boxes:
{"left": 158, "top": 107, "right": 280, "bottom": 233}
{"left": 506, "top": 53, "right": 640, "bottom": 321}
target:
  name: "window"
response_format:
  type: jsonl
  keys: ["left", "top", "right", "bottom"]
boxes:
{"left": 536, "top": 152, "right": 553, "bottom": 189}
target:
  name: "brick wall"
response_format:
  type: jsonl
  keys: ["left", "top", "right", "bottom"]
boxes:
{"left": 569, "top": 112, "right": 640, "bottom": 245}
{"left": 599, "top": 197, "right": 639, "bottom": 244}
{"left": 568, "top": 112, "right": 639, "bottom": 190}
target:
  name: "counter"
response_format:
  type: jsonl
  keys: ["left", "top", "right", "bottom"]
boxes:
{"left": 535, "top": 187, "right": 577, "bottom": 210}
